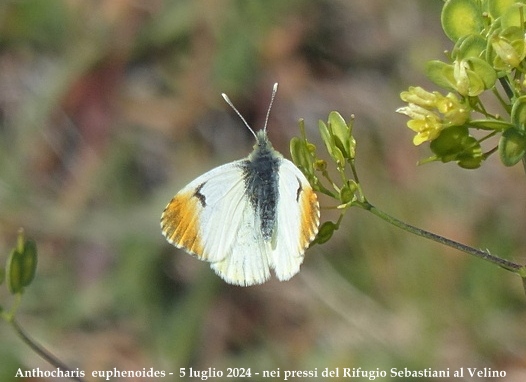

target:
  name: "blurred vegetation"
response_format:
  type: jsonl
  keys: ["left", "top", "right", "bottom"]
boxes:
{"left": 0, "top": 0, "right": 525, "bottom": 381}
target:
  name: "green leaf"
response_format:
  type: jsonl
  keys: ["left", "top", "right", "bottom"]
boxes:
{"left": 425, "top": 60, "right": 457, "bottom": 91}
{"left": 328, "top": 111, "right": 356, "bottom": 160}
{"left": 499, "top": 127, "right": 526, "bottom": 166}
{"left": 312, "top": 221, "right": 337, "bottom": 245}
{"left": 489, "top": 26, "right": 526, "bottom": 70}
{"left": 339, "top": 180, "right": 357, "bottom": 204}
{"left": 486, "top": 0, "right": 519, "bottom": 19}
{"left": 20, "top": 240, "right": 37, "bottom": 287}
{"left": 511, "top": 95, "right": 526, "bottom": 129}
{"left": 6, "top": 249, "right": 24, "bottom": 294}
{"left": 500, "top": 2, "right": 526, "bottom": 29}
{"left": 465, "top": 57, "right": 497, "bottom": 89}
{"left": 426, "top": 58, "right": 494, "bottom": 96}
{"left": 290, "top": 137, "right": 313, "bottom": 175}
{"left": 5, "top": 235, "right": 38, "bottom": 294}
{"left": 318, "top": 119, "right": 345, "bottom": 166}
{"left": 430, "top": 125, "right": 483, "bottom": 168}
{"left": 430, "top": 125, "right": 468, "bottom": 159}
{"left": 468, "top": 119, "right": 514, "bottom": 130}
{"left": 453, "top": 34, "right": 487, "bottom": 60}
{"left": 456, "top": 144, "right": 484, "bottom": 168}
{"left": 441, "top": 0, "right": 484, "bottom": 41}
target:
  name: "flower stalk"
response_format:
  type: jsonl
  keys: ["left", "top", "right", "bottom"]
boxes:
{"left": 355, "top": 200, "right": 525, "bottom": 275}
{"left": 9, "top": 319, "right": 86, "bottom": 382}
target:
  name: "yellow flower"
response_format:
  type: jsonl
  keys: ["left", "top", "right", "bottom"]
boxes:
{"left": 397, "top": 104, "right": 443, "bottom": 145}
{"left": 436, "top": 93, "right": 469, "bottom": 126}
{"left": 400, "top": 86, "right": 439, "bottom": 107}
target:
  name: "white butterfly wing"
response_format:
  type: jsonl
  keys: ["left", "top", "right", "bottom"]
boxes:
{"left": 271, "top": 158, "right": 320, "bottom": 281}
{"left": 161, "top": 160, "right": 271, "bottom": 286}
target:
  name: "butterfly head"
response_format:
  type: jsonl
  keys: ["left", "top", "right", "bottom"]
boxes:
{"left": 246, "top": 129, "right": 280, "bottom": 163}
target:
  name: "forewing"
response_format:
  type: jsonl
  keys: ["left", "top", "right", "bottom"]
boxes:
{"left": 161, "top": 160, "right": 271, "bottom": 286}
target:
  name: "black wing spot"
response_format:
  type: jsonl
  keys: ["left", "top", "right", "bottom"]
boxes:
{"left": 194, "top": 182, "right": 207, "bottom": 207}
{"left": 295, "top": 177, "right": 303, "bottom": 202}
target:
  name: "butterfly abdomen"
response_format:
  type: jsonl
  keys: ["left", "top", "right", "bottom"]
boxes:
{"left": 241, "top": 133, "right": 281, "bottom": 241}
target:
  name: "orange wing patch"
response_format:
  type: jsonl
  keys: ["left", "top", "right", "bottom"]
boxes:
{"left": 161, "top": 189, "right": 205, "bottom": 256}
{"left": 299, "top": 186, "right": 320, "bottom": 250}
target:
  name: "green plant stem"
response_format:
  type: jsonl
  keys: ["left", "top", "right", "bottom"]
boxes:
{"left": 9, "top": 319, "right": 86, "bottom": 382}
{"left": 491, "top": 87, "right": 507, "bottom": 112}
{"left": 356, "top": 200, "right": 526, "bottom": 275}
{"left": 499, "top": 76, "right": 515, "bottom": 102}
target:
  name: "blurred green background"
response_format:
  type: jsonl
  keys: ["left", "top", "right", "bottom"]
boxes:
{"left": 1, "top": 0, "right": 526, "bottom": 381}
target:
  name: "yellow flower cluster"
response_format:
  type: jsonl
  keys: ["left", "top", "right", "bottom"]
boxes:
{"left": 397, "top": 86, "right": 469, "bottom": 145}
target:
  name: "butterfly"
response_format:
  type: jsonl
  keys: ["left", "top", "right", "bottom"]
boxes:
{"left": 161, "top": 83, "right": 320, "bottom": 286}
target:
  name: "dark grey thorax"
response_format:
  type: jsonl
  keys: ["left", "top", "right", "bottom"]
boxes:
{"left": 240, "top": 134, "right": 281, "bottom": 241}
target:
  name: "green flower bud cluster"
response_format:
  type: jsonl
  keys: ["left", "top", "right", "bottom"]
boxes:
{"left": 291, "top": 112, "right": 360, "bottom": 245}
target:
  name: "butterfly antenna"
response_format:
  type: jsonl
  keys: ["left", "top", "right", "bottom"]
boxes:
{"left": 222, "top": 91, "right": 257, "bottom": 139}
{"left": 263, "top": 83, "right": 279, "bottom": 133}
{"left": 222, "top": 83, "right": 279, "bottom": 138}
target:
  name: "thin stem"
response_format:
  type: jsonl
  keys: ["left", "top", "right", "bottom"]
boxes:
{"left": 315, "top": 180, "right": 337, "bottom": 199}
{"left": 469, "top": 96, "right": 488, "bottom": 116}
{"left": 482, "top": 146, "right": 499, "bottom": 160}
{"left": 492, "top": 86, "right": 511, "bottom": 114}
{"left": 499, "top": 76, "right": 515, "bottom": 102}
{"left": 478, "top": 130, "right": 498, "bottom": 143}
{"left": 317, "top": 169, "right": 341, "bottom": 198}
{"left": 349, "top": 160, "right": 366, "bottom": 203}
{"left": 356, "top": 200, "right": 526, "bottom": 275}
{"left": 10, "top": 319, "right": 86, "bottom": 382}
